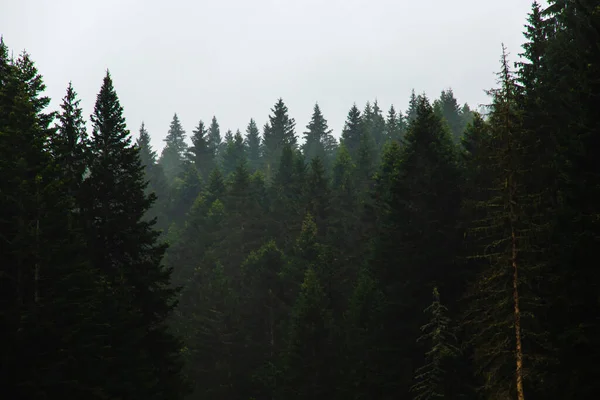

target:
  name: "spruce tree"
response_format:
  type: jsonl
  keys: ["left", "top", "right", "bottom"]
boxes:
{"left": 136, "top": 122, "right": 170, "bottom": 231}
{"left": 385, "top": 104, "right": 403, "bottom": 144}
{"left": 302, "top": 102, "right": 333, "bottom": 167}
{"left": 370, "top": 96, "right": 462, "bottom": 398}
{"left": 207, "top": 115, "right": 222, "bottom": 163}
{"left": 364, "top": 99, "right": 386, "bottom": 157}
{"left": 245, "top": 118, "right": 262, "bottom": 172}
{"left": 222, "top": 129, "right": 245, "bottom": 177}
{"left": 406, "top": 89, "right": 420, "bottom": 124}
{"left": 411, "top": 287, "right": 458, "bottom": 400}
{"left": 282, "top": 267, "right": 335, "bottom": 400}
{"left": 188, "top": 119, "right": 214, "bottom": 180}
{"left": 0, "top": 44, "right": 108, "bottom": 399}
{"left": 433, "top": 88, "right": 464, "bottom": 143}
{"left": 340, "top": 103, "right": 364, "bottom": 160}
{"left": 52, "top": 82, "right": 87, "bottom": 198}
{"left": 160, "top": 113, "right": 188, "bottom": 181}
{"left": 464, "top": 47, "right": 546, "bottom": 400}
{"left": 263, "top": 98, "right": 297, "bottom": 171}
{"left": 81, "top": 71, "right": 186, "bottom": 399}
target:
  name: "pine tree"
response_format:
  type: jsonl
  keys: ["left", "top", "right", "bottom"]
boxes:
{"left": 411, "top": 287, "right": 458, "bottom": 400}
{"left": 282, "top": 267, "right": 335, "bottom": 400}
{"left": 52, "top": 81, "right": 87, "bottom": 200}
{"left": 188, "top": 120, "right": 214, "bottom": 180}
{"left": 81, "top": 70, "right": 186, "bottom": 399}
{"left": 370, "top": 96, "right": 462, "bottom": 398}
{"left": 263, "top": 98, "right": 297, "bottom": 171}
{"left": 169, "top": 161, "right": 203, "bottom": 227}
{"left": 464, "top": 47, "right": 544, "bottom": 400}
{"left": 303, "top": 157, "right": 331, "bottom": 239}
{"left": 245, "top": 118, "right": 262, "bottom": 172}
{"left": 0, "top": 44, "right": 108, "bottom": 399}
{"left": 433, "top": 88, "right": 464, "bottom": 143}
{"left": 406, "top": 89, "right": 420, "bottom": 124}
{"left": 364, "top": 99, "right": 386, "bottom": 157}
{"left": 385, "top": 104, "right": 403, "bottom": 144}
{"left": 207, "top": 115, "right": 222, "bottom": 164}
{"left": 341, "top": 104, "right": 364, "bottom": 160}
{"left": 160, "top": 113, "right": 188, "bottom": 181}
{"left": 136, "top": 122, "right": 170, "bottom": 231}
{"left": 240, "top": 241, "right": 289, "bottom": 398}
{"left": 302, "top": 103, "right": 333, "bottom": 167}
{"left": 222, "top": 129, "right": 246, "bottom": 177}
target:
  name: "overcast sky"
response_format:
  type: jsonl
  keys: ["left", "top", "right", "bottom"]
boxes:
{"left": 1, "top": 0, "right": 544, "bottom": 152}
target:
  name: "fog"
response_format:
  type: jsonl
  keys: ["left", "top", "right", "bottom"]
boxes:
{"left": 1, "top": 0, "right": 542, "bottom": 151}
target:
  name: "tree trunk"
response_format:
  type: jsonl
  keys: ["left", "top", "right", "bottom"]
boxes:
{"left": 512, "top": 223, "right": 525, "bottom": 400}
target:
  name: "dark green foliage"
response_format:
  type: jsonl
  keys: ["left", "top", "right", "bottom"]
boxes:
{"left": 169, "top": 161, "right": 203, "bottom": 227}
{"left": 222, "top": 128, "right": 246, "bottom": 176}
{"left": 281, "top": 267, "right": 335, "bottom": 400}
{"left": 433, "top": 88, "right": 465, "bottom": 143}
{"left": 207, "top": 115, "right": 222, "bottom": 163}
{"left": 341, "top": 103, "right": 364, "bottom": 159}
{"left": 160, "top": 113, "right": 188, "bottom": 181}
{"left": 52, "top": 82, "right": 87, "bottom": 195}
{"left": 187, "top": 119, "right": 214, "bottom": 180}
{"left": 411, "top": 287, "right": 458, "bottom": 400}
{"left": 406, "top": 89, "right": 420, "bottom": 124}
{"left": 136, "top": 122, "right": 170, "bottom": 230}
{"left": 385, "top": 104, "right": 405, "bottom": 144}
{"left": 302, "top": 102, "right": 336, "bottom": 170}
{"left": 5, "top": 7, "right": 600, "bottom": 399}
{"left": 81, "top": 71, "right": 186, "bottom": 399}
{"left": 363, "top": 100, "right": 386, "bottom": 159}
{"left": 303, "top": 157, "right": 331, "bottom": 239}
{"left": 245, "top": 118, "right": 262, "bottom": 172}
{"left": 263, "top": 98, "right": 297, "bottom": 171}
{"left": 0, "top": 44, "right": 106, "bottom": 399}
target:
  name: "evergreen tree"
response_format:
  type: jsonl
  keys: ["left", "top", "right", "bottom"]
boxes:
{"left": 52, "top": 81, "right": 87, "bottom": 199}
{"left": 207, "top": 115, "right": 222, "bottom": 163}
{"left": 302, "top": 103, "right": 334, "bottom": 167}
{"left": 282, "top": 267, "right": 335, "bottom": 400}
{"left": 136, "top": 122, "right": 170, "bottom": 230}
{"left": 411, "top": 287, "right": 458, "bottom": 400}
{"left": 385, "top": 104, "right": 403, "bottom": 144}
{"left": 0, "top": 44, "right": 109, "bottom": 399}
{"left": 370, "top": 95, "right": 462, "bottom": 398}
{"left": 222, "top": 129, "right": 246, "bottom": 177}
{"left": 340, "top": 103, "right": 364, "bottom": 160}
{"left": 364, "top": 99, "right": 386, "bottom": 157}
{"left": 169, "top": 161, "right": 203, "bottom": 227}
{"left": 263, "top": 98, "right": 297, "bottom": 171}
{"left": 160, "top": 113, "right": 188, "bottom": 181}
{"left": 464, "top": 47, "right": 544, "bottom": 400}
{"left": 303, "top": 157, "right": 331, "bottom": 239}
{"left": 81, "top": 71, "right": 186, "bottom": 399}
{"left": 137, "top": 122, "right": 156, "bottom": 168}
{"left": 433, "top": 88, "right": 464, "bottom": 143}
{"left": 187, "top": 120, "right": 214, "bottom": 180}
{"left": 406, "top": 89, "right": 420, "bottom": 124}
{"left": 245, "top": 118, "right": 262, "bottom": 172}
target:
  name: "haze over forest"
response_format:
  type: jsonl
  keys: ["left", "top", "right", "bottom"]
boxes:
{"left": 2, "top": 1, "right": 600, "bottom": 400}
{"left": 1, "top": 0, "right": 541, "bottom": 151}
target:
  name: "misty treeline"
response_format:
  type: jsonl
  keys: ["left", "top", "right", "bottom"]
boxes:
{"left": 1, "top": 1, "right": 599, "bottom": 399}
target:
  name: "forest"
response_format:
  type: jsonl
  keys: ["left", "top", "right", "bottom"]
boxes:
{"left": 1, "top": 1, "right": 599, "bottom": 399}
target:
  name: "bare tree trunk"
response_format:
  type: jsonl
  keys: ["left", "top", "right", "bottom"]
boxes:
{"left": 511, "top": 222, "right": 525, "bottom": 400}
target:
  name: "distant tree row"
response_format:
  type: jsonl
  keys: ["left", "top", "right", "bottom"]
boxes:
{"left": 2, "top": 1, "right": 600, "bottom": 399}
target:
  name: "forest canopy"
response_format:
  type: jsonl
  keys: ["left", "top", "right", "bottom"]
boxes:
{"left": 1, "top": 1, "right": 599, "bottom": 399}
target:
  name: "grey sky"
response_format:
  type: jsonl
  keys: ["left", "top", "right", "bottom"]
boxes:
{"left": 1, "top": 0, "right": 543, "bottom": 153}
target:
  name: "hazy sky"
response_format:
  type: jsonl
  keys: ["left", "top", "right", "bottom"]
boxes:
{"left": 1, "top": 0, "right": 544, "bottom": 153}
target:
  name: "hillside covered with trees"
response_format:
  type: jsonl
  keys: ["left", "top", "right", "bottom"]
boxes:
{"left": 1, "top": 1, "right": 600, "bottom": 399}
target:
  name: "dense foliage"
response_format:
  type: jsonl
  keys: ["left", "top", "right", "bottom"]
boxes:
{"left": 1, "top": 2, "right": 599, "bottom": 399}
